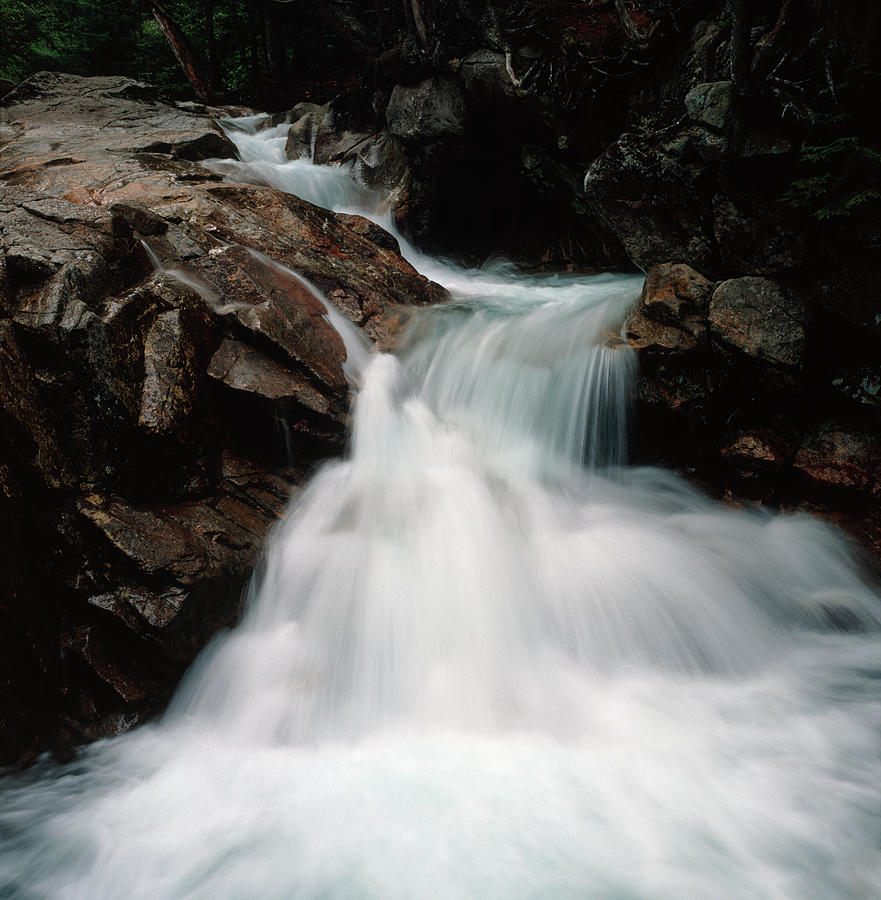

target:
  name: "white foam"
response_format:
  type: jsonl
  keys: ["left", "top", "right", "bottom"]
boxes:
{"left": 2, "top": 117, "right": 879, "bottom": 900}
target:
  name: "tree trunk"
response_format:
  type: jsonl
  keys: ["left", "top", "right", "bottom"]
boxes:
{"left": 204, "top": 0, "right": 220, "bottom": 91}
{"left": 150, "top": 1, "right": 212, "bottom": 99}
{"left": 306, "top": 1, "right": 377, "bottom": 56}
{"left": 245, "top": 0, "right": 270, "bottom": 84}
{"left": 390, "top": 0, "right": 404, "bottom": 40}
{"left": 265, "top": 1, "right": 287, "bottom": 82}
{"left": 410, "top": 0, "right": 428, "bottom": 46}
{"left": 230, "top": 0, "right": 249, "bottom": 88}
{"left": 246, "top": 0, "right": 260, "bottom": 82}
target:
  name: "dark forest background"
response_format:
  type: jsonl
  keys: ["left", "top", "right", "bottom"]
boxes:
{"left": 1, "top": 0, "right": 460, "bottom": 104}
{"left": 1, "top": 0, "right": 380, "bottom": 102}
{"left": 2, "top": 1, "right": 880, "bottom": 253}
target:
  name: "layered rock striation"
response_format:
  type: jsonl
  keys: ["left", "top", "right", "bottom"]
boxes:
{"left": 0, "top": 73, "right": 445, "bottom": 763}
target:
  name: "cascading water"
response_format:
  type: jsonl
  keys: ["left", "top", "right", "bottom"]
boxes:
{"left": 1, "top": 118, "right": 880, "bottom": 900}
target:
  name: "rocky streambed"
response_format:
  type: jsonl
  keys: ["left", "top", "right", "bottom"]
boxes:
{"left": 0, "top": 73, "right": 445, "bottom": 763}
{"left": 1, "top": 66, "right": 879, "bottom": 766}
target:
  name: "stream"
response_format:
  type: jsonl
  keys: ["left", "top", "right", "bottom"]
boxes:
{"left": 0, "top": 116, "right": 879, "bottom": 900}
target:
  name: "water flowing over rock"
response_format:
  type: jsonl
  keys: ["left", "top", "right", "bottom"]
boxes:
{"left": 0, "top": 116, "right": 879, "bottom": 900}
{"left": 0, "top": 3, "right": 880, "bottom": 889}
{"left": 0, "top": 73, "right": 445, "bottom": 762}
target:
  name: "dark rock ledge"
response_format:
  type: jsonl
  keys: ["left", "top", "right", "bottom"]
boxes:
{"left": 0, "top": 72, "right": 446, "bottom": 764}
{"left": 627, "top": 263, "right": 881, "bottom": 569}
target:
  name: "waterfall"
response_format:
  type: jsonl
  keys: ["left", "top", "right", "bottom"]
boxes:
{"left": 1, "top": 117, "right": 879, "bottom": 900}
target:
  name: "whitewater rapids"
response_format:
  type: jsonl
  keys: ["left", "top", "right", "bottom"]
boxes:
{"left": 0, "top": 117, "right": 879, "bottom": 900}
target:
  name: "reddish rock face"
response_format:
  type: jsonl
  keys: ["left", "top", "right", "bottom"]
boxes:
{"left": 626, "top": 263, "right": 715, "bottom": 416}
{"left": 0, "top": 73, "right": 447, "bottom": 763}
{"left": 627, "top": 263, "right": 712, "bottom": 355}
{"left": 794, "top": 426, "right": 881, "bottom": 496}
{"left": 208, "top": 339, "right": 335, "bottom": 413}
{"left": 720, "top": 432, "right": 788, "bottom": 468}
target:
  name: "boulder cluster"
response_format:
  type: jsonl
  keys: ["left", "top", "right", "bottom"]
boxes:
{"left": 2, "top": 3, "right": 879, "bottom": 764}
{"left": 273, "top": 5, "right": 880, "bottom": 555}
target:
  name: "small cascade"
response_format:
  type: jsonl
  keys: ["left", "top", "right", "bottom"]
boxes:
{"left": 1, "top": 116, "right": 879, "bottom": 900}
{"left": 398, "top": 272, "right": 640, "bottom": 474}
{"left": 139, "top": 238, "right": 222, "bottom": 307}
{"left": 243, "top": 246, "right": 372, "bottom": 388}
{"left": 209, "top": 117, "right": 382, "bottom": 215}
{"left": 141, "top": 237, "right": 371, "bottom": 388}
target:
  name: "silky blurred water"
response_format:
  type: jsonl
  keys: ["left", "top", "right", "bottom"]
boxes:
{"left": 1, "top": 117, "right": 879, "bottom": 900}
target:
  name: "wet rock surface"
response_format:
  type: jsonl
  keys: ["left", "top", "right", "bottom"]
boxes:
{"left": 585, "top": 133, "right": 714, "bottom": 271}
{"left": 627, "top": 263, "right": 712, "bottom": 356}
{"left": 627, "top": 261, "right": 881, "bottom": 567}
{"left": 0, "top": 73, "right": 445, "bottom": 764}
{"left": 4, "top": 0, "right": 881, "bottom": 760}
{"left": 684, "top": 81, "right": 734, "bottom": 132}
